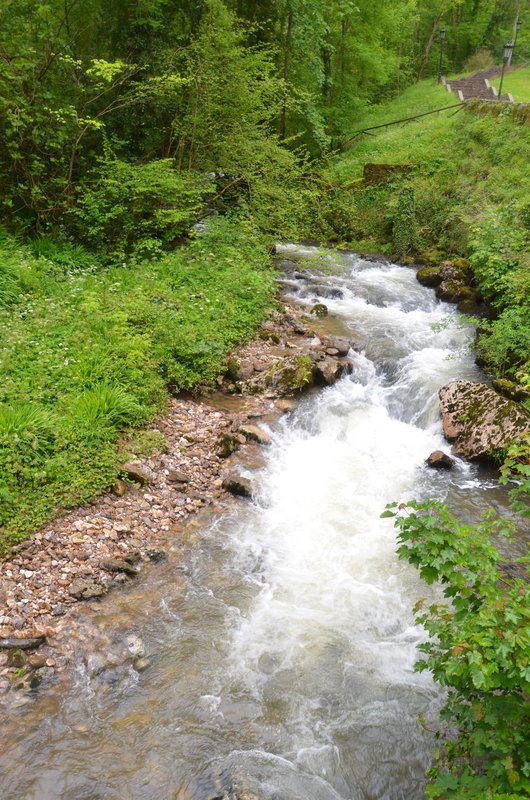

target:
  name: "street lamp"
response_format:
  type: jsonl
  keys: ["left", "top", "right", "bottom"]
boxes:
{"left": 512, "top": 19, "right": 522, "bottom": 63}
{"left": 438, "top": 27, "right": 447, "bottom": 84}
{"left": 498, "top": 41, "right": 514, "bottom": 99}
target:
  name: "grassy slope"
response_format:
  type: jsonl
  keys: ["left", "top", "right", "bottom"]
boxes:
{"left": 0, "top": 218, "right": 274, "bottom": 551}
{"left": 491, "top": 65, "right": 530, "bottom": 101}
{"left": 326, "top": 77, "right": 530, "bottom": 255}
{"left": 323, "top": 78, "right": 530, "bottom": 383}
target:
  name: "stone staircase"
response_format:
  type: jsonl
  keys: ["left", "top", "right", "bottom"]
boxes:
{"left": 443, "top": 66, "right": 513, "bottom": 102}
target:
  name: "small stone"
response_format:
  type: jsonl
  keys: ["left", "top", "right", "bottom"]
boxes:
{"left": 7, "top": 649, "right": 27, "bottom": 668}
{"left": 121, "top": 461, "right": 156, "bottom": 485}
{"left": 166, "top": 470, "right": 191, "bottom": 483}
{"left": 68, "top": 580, "right": 108, "bottom": 600}
{"left": 146, "top": 549, "right": 167, "bottom": 563}
{"left": 216, "top": 434, "right": 241, "bottom": 459}
{"left": 126, "top": 635, "right": 145, "bottom": 658}
{"left": 113, "top": 479, "right": 127, "bottom": 496}
{"left": 0, "top": 636, "right": 45, "bottom": 651}
{"left": 27, "top": 654, "right": 47, "bottom": 669}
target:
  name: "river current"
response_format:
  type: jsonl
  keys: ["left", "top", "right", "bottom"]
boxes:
{"left": 0, "top": 248, "right": 509, "bottom": 800}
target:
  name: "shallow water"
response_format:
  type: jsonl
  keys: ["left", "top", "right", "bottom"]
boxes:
{"left": 0, "top": 248, "right": 513, "bottom": 800}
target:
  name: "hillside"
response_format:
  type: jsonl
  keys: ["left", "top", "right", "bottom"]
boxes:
{"left": 322, "top": 78, "right": 530, "bottom": 392}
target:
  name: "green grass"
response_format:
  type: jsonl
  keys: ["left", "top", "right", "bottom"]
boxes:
{"left": 320, "top": 76, "right": 530, "bottom": 382}
{"left": 0, "top": 217, "right": 274, "bottom": 550}
{"left": 325, "top": 75, "right": 530, "bottom": 252}
{"left": 491, "top": 65, "right": 530, "bottom": 101}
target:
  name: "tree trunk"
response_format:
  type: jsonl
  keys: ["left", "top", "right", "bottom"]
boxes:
{"left": 417, "top": 13, "right": 442, "bottom": 79}
{"left": 280, "top": 8, "right": 293, "bottom": 140}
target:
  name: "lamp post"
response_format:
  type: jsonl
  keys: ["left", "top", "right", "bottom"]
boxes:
{"left": 498, "top": 41, "right": 514, "bottom": 99}
{"left": 437, "top": 27, "right": 447, "bottom": 84}
{"left": 512, "top": 19, "right": 522, "bottom": 64}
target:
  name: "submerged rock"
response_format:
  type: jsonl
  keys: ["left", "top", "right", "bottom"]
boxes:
{"left": 0, "top": 636, "right": 45, "bottom": 651}
{"left": 310, "top": 303, "right": 328, "bottom": 317}
{"left": 99, "top": 558, "right": 139, "bottom": 577}
{"left": 439, "top": 380, "right": 530, "bottom": 461}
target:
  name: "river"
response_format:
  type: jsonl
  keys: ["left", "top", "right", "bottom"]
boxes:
{"left": 0, "top": 248, "right": 511, "bottom": 800}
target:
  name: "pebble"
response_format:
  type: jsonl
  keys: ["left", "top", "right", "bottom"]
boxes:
{"left": 0, "top": 300, "right": 318, "bottom": 698}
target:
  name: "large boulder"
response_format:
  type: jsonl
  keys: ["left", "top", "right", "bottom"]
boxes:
{"left": 439, "top": 380, "right": 530, "bottom": 461}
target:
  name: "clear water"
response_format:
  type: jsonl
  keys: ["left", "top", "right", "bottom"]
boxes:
{"left": 0, "top": 248, "right": 509, "bottom": 800}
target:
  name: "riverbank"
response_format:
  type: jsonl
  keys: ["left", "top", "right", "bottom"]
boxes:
{"left": 0, "top": 292, "right": 356, "bottom": 703}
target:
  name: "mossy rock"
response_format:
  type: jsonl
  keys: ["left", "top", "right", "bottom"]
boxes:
{"left": 267, "top": 354, "right": 316, "bottom": 395}
{"left": 457, "top": 296, "right": 482, "bottom": 315}
{"left": 492, "top": 379, "right": 530, "bottom": 403}
{"left": 416, "top": 266, "right": 443, "bottom": 287}
{"left": 436, "top": 281, "right": 477, "bottom": 304}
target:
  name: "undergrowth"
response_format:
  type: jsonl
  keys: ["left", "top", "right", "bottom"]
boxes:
{"left": 0, "top": 216, "right": 273, "bottom": 550}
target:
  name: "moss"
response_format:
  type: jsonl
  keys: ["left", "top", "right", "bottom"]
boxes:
{"left": 417, "top": 266, "right": 442, "bottom": 287}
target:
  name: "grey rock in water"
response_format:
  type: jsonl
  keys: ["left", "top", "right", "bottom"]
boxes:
{"left": 222, "top": 474, "right": 253, "bottom": 498}
{"left": 69, "top": 579, "right": 108, "bottom": 600}
{"left": 147, "top": 548, "right": 167, "bottom": 563}
{"left": 315, "top": 357, "right": 353, "bottom": 386}
{"left": 425, "top": 450, "right": 455, "bottom": 470}
{"left": 216, "top": 433, "right": 241, "bottom": 459}
{"left": 324, "top": 336, "right": 351, "bottom": 356}
{"left": 439, "top": 380, "right": 530, "bottom": 461}
{"left": 126, "top": 634, "right": 145, "bottom": 659}
{"left": 121, "top": 460, "right": 156, "bottom": 485}
{"left": 239, "top": 424, "right": 271, "bottom": 445}
{"left": 0, "top": 635, "right": 45, "bottom": 651}
{"left": 310, "top": 303, "right": 328, "bottom": 317}
{"left": 99, "top": 557, "right": 139, "bottom": 577}
{"left": 275, "top": 398, "right": 296, "bottom": 414}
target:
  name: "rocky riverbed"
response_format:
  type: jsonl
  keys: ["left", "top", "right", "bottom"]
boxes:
{"left": 0, "top": 299, "right": 356, "bottom": 705}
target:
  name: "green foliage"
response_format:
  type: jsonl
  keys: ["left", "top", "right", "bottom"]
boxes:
{"left": 384, "top": 490, "right": 530, "bottom": 799}
{"left": 72, "top": 156, "right": 212, "bottom": 262}
{"left": 469, "top": 208, "right": 529, "bottom": 310}
{"left": 467, "top": 206, "right": 530, "bottom": 377}
{"left": 0, "top": 218, "right": 274, "bottom": 549}
{"left": 392, "top": 187, "right": 417, "bottom": 258}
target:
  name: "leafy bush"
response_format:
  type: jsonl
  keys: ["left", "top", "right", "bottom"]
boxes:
{"left": 478, "top": 307, "right": 530, "bottom": 377}
{"left": 469, "top": 208, "right": 528, "bottom": 309}
{"left": 384, "top": 489, "right": 530, "bottom": 799}
{"left": 463, "top": 49, "right": 495, "bottom": 72}
{"left": 72, "top": 156, "right": 213, "bottom": 262}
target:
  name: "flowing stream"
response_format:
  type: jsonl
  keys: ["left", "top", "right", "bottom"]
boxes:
{"left": 0, "top": 248, "right": 512, "bottom": 800}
